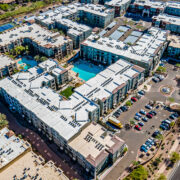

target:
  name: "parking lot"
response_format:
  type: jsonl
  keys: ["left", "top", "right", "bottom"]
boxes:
{"left": 104, "top": 62, "right": 180, "bottom": 180}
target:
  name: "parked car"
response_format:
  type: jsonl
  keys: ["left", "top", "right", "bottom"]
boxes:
{"left": 140, "top": 146, "right": 148, "bottom": 153}
{"left": 131, "top": 97, "right": 138, "bottom": 102}
{"left": 162, "top": 119, "right": 171, "bottom": 125}
{"left": 152, "top": 77, "right": 159, "bottom": 83}
{"left": 169, "top": 114, "right": 176, "bottom": 120}
{"left": 145, "top": 104, "right": 152, "bottom": 110}
{"left": 134, "top": 116, "right": 141, "bottom": 121}
{"left": 120, "top": 106, "right": 128, "bottom": 112}
{"left": 172, "top": 112, "right": 179, "bottom": 118}
{"left": 135, "top": 113, "right": 142, "bottom": 118}
{"left": 147, "top": 138, "right": 155, "bottom": 145}
{"left": 113, "top": 113, "right": 119, "bottom": 118}
{"left": 138, "top": 90, "right": 145, "bottom": 96}
{"left": 138, "top": 122, "right": 144, "bottom": 126}
{"left": 140, "top": 109, "right": 146, "bottom": 115}
{"left": 135, "top": 125, "right": 141, "bottom": 131}
{"left": 152, "top": 130, "right": 162, "bottom": 137}
{"left": 146, "top": 113, "right": 153, "bottom": 118}
{"left": 118, "top": 108, "right": 123, "bottom": 113}
{"left": 142, "top": 144, "right": 149, "bottom": 150}
{"left": 154, "top": 74, "right": 164, "bottom": 81}
{"left": 145, "top": 141, "right": 152, "bottom": 148}
{"left": 142, "top": 117, "right": 148, "bottom": 122}
{"left": 160, "top": 124, "right": 168, "bottom": 130}
{"left": 162, "top": 123, "right": 170, "bottom": 129}
{"left": 149, "top": 110, "right": 157, "bottom": 116}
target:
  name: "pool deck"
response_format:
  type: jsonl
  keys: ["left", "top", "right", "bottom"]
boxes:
{"left": 67, "top": 64, "right": 85, "bottom": 84}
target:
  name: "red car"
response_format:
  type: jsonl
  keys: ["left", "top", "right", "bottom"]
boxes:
{"left": 131, "top": 97, "right": 137, "bottom": 102}
{"left": 146, "top": 113, "right": 153, "bottom": 118}
{"left": 135, "top": 125, "right": 141, "bottom": 131}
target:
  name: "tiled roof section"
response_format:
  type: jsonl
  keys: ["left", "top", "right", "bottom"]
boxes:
{"left": 132, "top": 65, "right": 145, "bottom": 73}
{"left": 60, "top": 69, "right": 68, "bottom": 74}
{"left": 44, "top": 44, "right": 53, "bottom": 49}
{"left": 86, "top": 150, "right": 109, "bottom": 167}
{"left": 112, "top": 83, "right": 126, "bottom": 94}
{"left": 107, "top": 135, "right": 125, "bottom": 154}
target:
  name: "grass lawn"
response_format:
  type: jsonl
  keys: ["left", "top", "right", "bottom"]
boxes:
{"left": 60, "top": 86, "right": 74, "bottom": 99}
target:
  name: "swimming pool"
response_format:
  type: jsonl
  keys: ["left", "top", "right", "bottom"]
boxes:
{"left": 72, "top": 60, "right": 103, "bottom": 81}
{"left": 0, "top": 23, "right": 14, "bottom": 32}
{"left": 18, "top": 56, "right": 37, "bottom": 70}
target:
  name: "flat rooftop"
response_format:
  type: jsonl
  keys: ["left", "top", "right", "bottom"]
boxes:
{"left": 0, "top": 151, "right": 68, "bottom": 180}
{"left": 0, "top": 59, "right": 98, "bottom": 142}
{"left": 57, "top": 18, "right": 92, "bottom": 36}
{"left": 36, "top": 2, "right": 114, "bottom": 26}
{"left": 69, "top": 122, "right": 125, "bottom": 167}
{"left": 75, "top": 59, "right": 144, "bottom": 102}
{"left": 105, "top": 0, "right": 131, "bottom": 7}
{"left": 0, "top": 128, "right": 30, "bottom": 169}
{"left": 153, "top": 13, "right": 180, "bottom": 25}
{"left": 82, "top": 27, "right": 168, "bottom": 64}
{"left": 133, "top": 0, "right": 165, "bottom": 9}
{"left": 0, "top": 24, "right": 71, "bottom": 48}
{"left": 166, "top": 1, "right": 180, "bottom": 9}
{"left": 168, "top": 35, "right": 180, "bottom": 48}
{"left": 0, "top": 54, "right": 15, "bottom": 69}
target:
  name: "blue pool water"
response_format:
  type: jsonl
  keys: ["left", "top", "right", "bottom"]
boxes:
{"left": 0, "top": 23, "right": 14, "bottom": 32}
{"left": 18, "top": 56, "right": 37, "bottom": 70}
{"left": 72, "top": 61, "right": 103, "bottom": 81}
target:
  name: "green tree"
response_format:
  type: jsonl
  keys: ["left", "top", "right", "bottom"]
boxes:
{"left": 40, "top": 56, "right": 48, "bottom": 62}
{"left": 170, "top": 152, "right": 180, "bottom": 164}
{"left": 153, "top": 158, "right": 161, "bottom": 167}
{"left": 157, "top": 174, "right": 167, "bottom": 180}
{"left": 124, "top": 165, "right": 148, "bottom": 180}
{"left": 0, "top": 113, "right": 8, "bottom": 129}
{"left": 14, "top": 46, "right": 26, "bottom": 56}
{"left": 0, "top": 4, "right": 9, "bottom": 11}
{"left": 155, "top": 134, "right": 164, "bottom": 140}
{"left": 175, "top": 63, "right": 180, "bottom": 68}
{"left": 126, "top": 100, "right": 132, "bottom": 107}
{"left": 34, "top": 55, "right": 40, "bottom": 62}
{"left": 170, "top": 121, "right": 175, "bottom": 128}
{"left": 168, "top": 97, "right": 175, "bottom": 103}
{"left": 132, "top": 161, "right": 140, "bottom": 167}
{"left": 156, "top": 66, "right": 166, "bottom": 73}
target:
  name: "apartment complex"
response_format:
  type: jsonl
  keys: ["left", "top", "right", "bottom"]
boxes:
{"left": 152, "top": 14, "right": 180, "bottom": 34}
{"left": 56, "top": 19, "right": 92, "bottom": 49}
{"left": 35, "top": 3, "right": 114, "bottom": 29}
{"left": 75, "top": 59, "right": 145, "bottom": 115}
{"left": 129, "top": 0, "right": 165, "bottom": 17}
{"left": 105, "top": 0, "right": 131, "bottom": 17}
{"left": 164, "top": 2, "right": 180, "bottom": 17}
{"left": 80, "top": 27, "right": 169, "bottom": 75}
{"left": 0, "top": 127, "right": 30, "bottom": 169}
{"left": 129, "top": 0, "right": 180, "bottom": 18}
{"left": 69, "top": 122, "right": 126, "bottom": 175}
{"left": 0, "top": 55, "right": 17, "bottom": 79}
{"left": 167, "top": 35, "right": 180, "bottom": 59}
{"left": 0, "top": 24, "right": 73, "bottom": 60}
{"left": 0, "top": 58, "right": 145, "bottom": 176}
